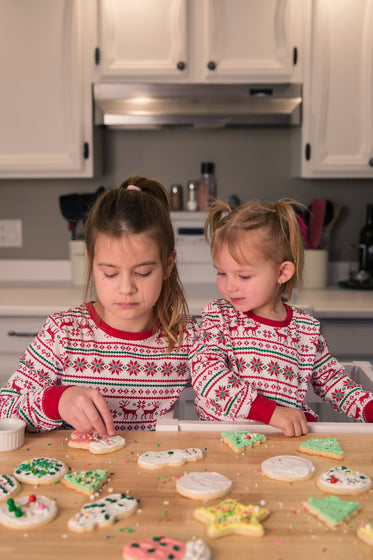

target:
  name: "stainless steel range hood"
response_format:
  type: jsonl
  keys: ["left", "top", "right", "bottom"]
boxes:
{"left": 93, "top": 83, "right": 302, "bottom": 129}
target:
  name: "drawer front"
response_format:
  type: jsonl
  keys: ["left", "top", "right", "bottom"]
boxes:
{"left": 0, "top": 316, "right": 46, "bottom": 354}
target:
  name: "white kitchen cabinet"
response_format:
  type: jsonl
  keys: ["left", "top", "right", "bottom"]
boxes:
{"left": 296, "top": 0, "right": 373, "bottom": 178}
{"left": 0, "top": 316, "right": 45, "bottom": 388}
{"left": 94, "top": 0, "right": 303, "bottom": 83}
{"left": 0, "top": 0, "right": 95, "bottom": 178}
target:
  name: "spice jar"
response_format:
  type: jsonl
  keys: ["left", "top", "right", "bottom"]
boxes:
{"left": 186, "top": 180, "right": 198, "bottom": 211}
{"left": 169, "top": 184, "right": 183, "bottom": 211}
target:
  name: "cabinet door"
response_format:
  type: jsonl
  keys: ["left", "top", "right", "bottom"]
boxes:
{"left": 0, "top": 0, "right": 94, "bottom": 178}
{"left": 299, "top": 0, "right": 373, "bottom": 178}
{"left": 95, "top": 0, "right": 187, "bottom": 80}
{"left": 201, "top": 0, "right": 302, "bottom": 82}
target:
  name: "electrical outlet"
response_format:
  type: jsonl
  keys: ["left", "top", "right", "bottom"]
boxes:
{"left": 0, "top": 220, "right": 23, "bottom": 247}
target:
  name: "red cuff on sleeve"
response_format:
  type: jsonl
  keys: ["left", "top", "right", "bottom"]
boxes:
{"left": 363, "top": 400, "right": 373, "bottom": 422}
{"left": 248, "top": 394, "right": 276, "bottom": 424}
{"left": 42, "top": 386, "right": 71, "bottom": 420}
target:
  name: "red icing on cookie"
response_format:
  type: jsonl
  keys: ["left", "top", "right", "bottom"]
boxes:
{"left": 123, "top": 536, "right": 186, "bottom": 559}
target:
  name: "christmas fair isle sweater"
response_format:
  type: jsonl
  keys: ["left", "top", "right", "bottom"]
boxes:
{"left": 0, "top": 303, "right": 198, "bottom": 431}
{"left": 190, "top": 298, "right": 373, "bottom": 423}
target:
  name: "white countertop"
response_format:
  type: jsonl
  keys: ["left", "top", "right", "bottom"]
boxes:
{"left": 0, "top": 280, "right": 371, "bottom": 319}
{"left": 0, "top": 259, "right": 371, "bottom": 319}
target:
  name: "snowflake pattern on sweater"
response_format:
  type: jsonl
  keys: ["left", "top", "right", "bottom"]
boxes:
{"left": 190, "top": 299, "right": 373, "bottom": 423}
{"left": 0, "top": 303, "right": 198, "bottom": 431}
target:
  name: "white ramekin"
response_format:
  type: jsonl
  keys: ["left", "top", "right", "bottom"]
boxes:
{"left": 0, "top": 418, "right": 26, "bottom": 452}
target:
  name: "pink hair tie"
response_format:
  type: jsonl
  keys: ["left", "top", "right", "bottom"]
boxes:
{"left": 127, "top": 185, "right": 141, "bottom": 191}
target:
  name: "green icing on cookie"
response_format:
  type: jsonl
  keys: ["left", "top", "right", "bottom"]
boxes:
{"left": 222, "top": 431, "right": 265, "bottom": 450}
{"left": 300, "top": 437, "right": 343, "bottom": 455}
{"left": 64, "top": 469, "right": 108, "bottom": 492}
{"left": 308, "top": 495, "right": 359, "bottom": 523}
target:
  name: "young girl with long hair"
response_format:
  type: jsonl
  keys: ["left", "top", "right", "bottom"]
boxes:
{"left": 0, "top": 176, "right": 197, "bottom": 434}
{"left": 190, "top": 198, "right": 373, "bottom": 436}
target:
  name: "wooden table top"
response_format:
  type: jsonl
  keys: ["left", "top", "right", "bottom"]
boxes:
{"left": 1, "top": 430, "right": 373, "bottom": 560}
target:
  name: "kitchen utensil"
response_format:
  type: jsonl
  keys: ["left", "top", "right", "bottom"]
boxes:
{"left": 308, "top": 198, "right": 327, "bottom": 249}
{"left": 320, "top": 203, "right": 342, "bottom": 249}
{"left": 59, "top": 186, "right": 105, "bottom": 240}
{"left": 296, "top": 212, "right": 311, "bottom": 249}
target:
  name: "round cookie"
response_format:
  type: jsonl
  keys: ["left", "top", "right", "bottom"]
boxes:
{"left": 0, "top": 474, "right": 20, "bottom": 504}
{"left": 138, "top": 448, "right": 203, "bottom": 469}
{"left": 68, "top": 493, "right": 137, "bottom": 532}
{"left": 317, "top": 465, "right": 372, "bottom": 495}
{"left": 176, "top": 471, "right": 232, "bottom": 500}
{"left": 68, "top": 430, "right": 126, "bottom": 455}
{"left": 0, "top": 494, "right": 57, "bottom": 529}
{"left": 14, "top": 457, "right": 67, "bottom": 485}
{"left": 123, "top": 536, "right": 211, "bottom": 560}
{"left": 261, "top": 455, "right": 315, "bottom": 482}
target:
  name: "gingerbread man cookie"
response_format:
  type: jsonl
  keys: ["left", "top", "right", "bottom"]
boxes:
{"left": 68, "top": 430, "right": 126, "bottom": 454}
{"left": 68, "top": 493, "right": 137, "bottom": 532}
{"left": 137, "top": 448, "right": 203, "bottom": 469}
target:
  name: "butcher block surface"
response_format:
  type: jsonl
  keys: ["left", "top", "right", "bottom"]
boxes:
{"left": 1, "top": 429, "right": 373, "bottom": 560}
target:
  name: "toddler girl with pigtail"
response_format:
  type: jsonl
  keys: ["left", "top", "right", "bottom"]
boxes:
{"left": 190, "top": 198, "right": 373, "bottom": 436}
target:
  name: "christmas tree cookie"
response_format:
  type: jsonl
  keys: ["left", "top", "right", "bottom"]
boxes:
{"left": 299, "top": 437, "right": 344, "bottom": 460}
{"left": 62, "top": 469, "right": 108, "bottom": 496}
{"left": 221, "top": 431, "right": 266, "bottom": 453}
{"left": 302, "top": 495, "right": 360, "bottom": 527}
{"left": 193, "top": 498, "right": 270, "bottom": 538}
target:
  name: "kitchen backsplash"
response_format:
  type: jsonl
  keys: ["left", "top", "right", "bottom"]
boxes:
{"left": 0, "top": 127, "right": 372, "bottom": 262}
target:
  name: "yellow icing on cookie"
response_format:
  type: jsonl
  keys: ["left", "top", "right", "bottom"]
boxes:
{"left": 193, "top": 499, "right": 270, "bottom": 538}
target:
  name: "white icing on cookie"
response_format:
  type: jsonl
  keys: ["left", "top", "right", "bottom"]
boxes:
{"left": 318, "top": 466, "right": 372, "bottom": 492}
{"left": 88, "top": 435, "right": 125, "bottom": 452}
{"left": 138, "top": 448, "right": 203, "bottom": 468}
{"left": 68, "top": 431, "right": 125, "bottom": 454}
{"left": 184, "top": 538, "right": 211, "bottom": 560}
{"left": 261, "top": 455, "right": 315, "bottom": 481}
{"left": 0, "top": 495, "right": 57, "bottom": 529}
{"left": 13, "top": 457, "right": 67, "bottom": 484}
{"left": 176, "top": 472, "right": 232, "bottom": 500}
{"left": 68, "top": 493, "right": 137, "bottom": 531}
{"left": 0, "top": 475, "right": 19, "bottom": 503}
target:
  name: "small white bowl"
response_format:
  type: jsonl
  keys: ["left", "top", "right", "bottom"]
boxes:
{"left": 0, "top": 418, "right": 26, "bottom": 452}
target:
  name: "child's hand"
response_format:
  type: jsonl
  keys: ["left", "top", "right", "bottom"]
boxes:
{"left": 58, "top": 387, "right": 115, "bottom": 438}
{"left": 269, "top": 405, "right": 308, "bottom": 437}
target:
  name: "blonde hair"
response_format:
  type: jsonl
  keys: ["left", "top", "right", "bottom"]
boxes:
{"left": 84, "top": 176, "right": 189, "bottom": 351}
{"left": 205, "top": 198, "right": 305, "bottom": 298}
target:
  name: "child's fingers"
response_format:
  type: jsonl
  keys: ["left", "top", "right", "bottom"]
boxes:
{"left": 90, "top": 392, "right": 115, "bottom": 437}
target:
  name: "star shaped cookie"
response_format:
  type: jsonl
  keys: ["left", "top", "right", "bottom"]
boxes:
{"left": 193, "top": 498, "right": 270, "bottom": 538}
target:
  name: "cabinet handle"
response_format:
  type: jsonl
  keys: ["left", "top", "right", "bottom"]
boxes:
{"left": 369, "top": 158, "right": 373, "bottom": 167}
{"left": 7, "top": 331, "right": 38, "bottom": 338}
{"left": 207, "top": 61, "right": 216, "bottom": 71}
{"left": 176, "top": 61, "right": 186, "bottom": 71}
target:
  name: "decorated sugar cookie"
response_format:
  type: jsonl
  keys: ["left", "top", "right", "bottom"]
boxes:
{"left": 194, "top": 498, "right": 270, "bottom": 538}
{"left": 137, "top": 448, "right": 203, "bottom": 469}
{"left": 14, "top": 457, "right": 67, "bottom": 485}
{"left": 62, "top": 469, "right": 109, "bottom": 496}
{"left": 176, "top": 471, "right": 232, "bottom": 500}
{"left": 302, "top": 495, "right": 360, "bottom": 527}
{"left": 299, "top": 437, "right": 344, "bottom": 460}
{"left": 261, "top": 455, "right": 315, "bottom": 482}
{"left": 123, "top": 536, "right": 211, "bottom": 560}
{"left": 0, "top": 475, "right": 20, "bottom": 504}
{"left": 357, "top": 522, "right": 373, "bottom": 546}
{"left": 68, "top": 493, "right": 137, "bottom": 532}
{"left": 0, "top": 494, "right": 57, "bottom": 529}
{"left": 317, "top": 465, "right": 372, "bottom": 495}
{"left": 68, "top": 430, "right": 125, "bottom": 455}
{"left": 221, "top": 430, "right": 266, "bottom": 454}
